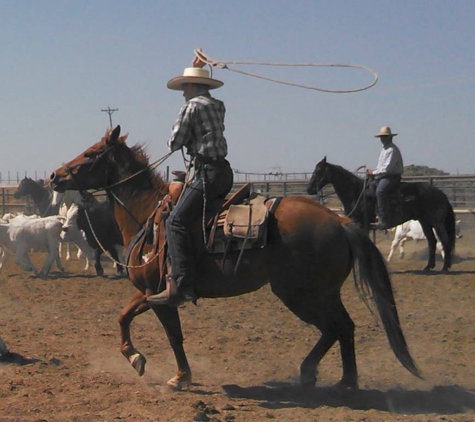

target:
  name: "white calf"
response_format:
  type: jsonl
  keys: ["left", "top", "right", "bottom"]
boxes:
{"left": 61, "top": 203, "right": 124, "bottom": 275}
{"left": 387, "top": 219, "right": 462, "bottom": 262}
{"left": 60, "top": 204, "right": 96, "bottom": 272}
{"left": 0, "top": 215, "right": 65, "bottom": 277}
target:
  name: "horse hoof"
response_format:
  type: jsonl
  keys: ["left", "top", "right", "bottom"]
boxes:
{"left": 95, "top": 265, "right": 104, "bottom": 277}
{"left": 130, "top": 353, "right": 146, "bottom": 376}
{"left": 167, "top": 374, "right": 192, "bottom": 391}
{"left": 300, "top": 373, "right": 317, "bottom": 388}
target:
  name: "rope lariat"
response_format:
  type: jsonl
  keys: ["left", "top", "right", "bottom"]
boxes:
{"left": 194, "top": 49, "right": 378, "bottom": 94}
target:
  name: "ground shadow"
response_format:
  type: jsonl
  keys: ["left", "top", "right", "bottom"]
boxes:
{"left": 0, "top": 352, "right": 41, "bottom": 366}
{"left": 222, "top": 382, "right": 475, "bottom": 415}
{"left": 392, "top": 269, "right": 475, "bottom": 276}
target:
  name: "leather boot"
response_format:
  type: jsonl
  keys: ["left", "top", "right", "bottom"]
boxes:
{"left": 147, "top": 276, "right": 196, "bottom": 307}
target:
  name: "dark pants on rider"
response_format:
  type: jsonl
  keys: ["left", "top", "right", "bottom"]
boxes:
{"left": 375, "top": 175, "right": 401, "bottom": 225}
{"left": 166, "top": 157, "right": 234, "bottom": 296}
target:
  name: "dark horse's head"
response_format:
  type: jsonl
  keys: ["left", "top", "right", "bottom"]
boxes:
{"left": 307, "top": 156, "right": 331, "bottom": 195}
{"left": 14, "top": 177, "right": 42, "bottom": 199}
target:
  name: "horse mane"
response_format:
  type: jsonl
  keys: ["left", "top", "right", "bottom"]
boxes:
{"left": 328, "top": 162, "right": 364, "bottom": 187}
{"left": 101, "top": 127, "right": 169, "bottom": 195}
{"left": 128, "top": 143, "right": 169, "bottom": 195}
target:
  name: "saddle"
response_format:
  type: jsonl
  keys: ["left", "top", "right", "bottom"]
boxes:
{"left": 128, "top": 182, "right": 278, "bottom": 280}
{"left": 365, "top": 177, "right": 404, "bottom": 227}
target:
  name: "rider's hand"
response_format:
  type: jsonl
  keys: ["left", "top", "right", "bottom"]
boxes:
{"left": 366, "top": 169, "right": 373, "bottom": 175}
{"left": 192, "top": 49, "right": 206, "bottom": 68}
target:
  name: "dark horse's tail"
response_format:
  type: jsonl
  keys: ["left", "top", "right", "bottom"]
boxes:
{"left": 342, "top": 223, "right": 422, "bottom": 379}
{"left": 444, "top": 202, "right": 456, "bottom": 268}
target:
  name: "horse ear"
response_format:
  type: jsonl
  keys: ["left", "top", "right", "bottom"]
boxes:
{"left": 107, "top": 125, "right": 121, "bottom": 146}
{"left": 323, "top": 156, "right": 327, "bottom": 163}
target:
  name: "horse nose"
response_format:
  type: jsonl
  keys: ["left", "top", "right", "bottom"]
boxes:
{"left": 50, "top": 172, "right": 57, "bottom": 184}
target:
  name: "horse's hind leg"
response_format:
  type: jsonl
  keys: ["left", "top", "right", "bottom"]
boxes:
{"left": 300, "top": 295, "right": 357, "bottom": 389}
{"left": 434, "top": 225, "right": 452, "bottom": 272}
{"left": 420, "top": 223, "right": 437, "bottom": 271}
{"left": 119, "top": 290, "right": 150, "bottom": 376}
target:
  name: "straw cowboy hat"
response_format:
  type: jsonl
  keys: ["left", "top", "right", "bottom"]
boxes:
{"left": 375, "top": 126, "right": 398, "bottom": 138}
{"left": 167, "top": 67, "right": 223, "bottom": 91}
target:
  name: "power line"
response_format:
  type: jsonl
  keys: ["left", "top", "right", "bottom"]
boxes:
{"left": 101, "top": 106, "right": 119, "bottom": 128}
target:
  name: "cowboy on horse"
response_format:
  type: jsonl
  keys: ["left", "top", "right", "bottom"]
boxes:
{"left": 366, "top": 126, "right": 404, "bottom": 230}
{"left": 147, "top": 54, "right": 234, "bottom": 306}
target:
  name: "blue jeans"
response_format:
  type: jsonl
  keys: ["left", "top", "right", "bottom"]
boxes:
{"left": 376, "top": 176, "right": 400, "bottom": 223}
{"left": 166, "top": 159, "right": 233, "bottom": 290}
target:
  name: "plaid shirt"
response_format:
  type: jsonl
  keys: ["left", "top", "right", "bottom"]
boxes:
{"left": 168, "top": 94, "right": 228, "bottom": 158}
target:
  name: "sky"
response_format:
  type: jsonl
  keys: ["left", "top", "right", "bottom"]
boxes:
{"left": 1, "top": 1, "right": 474, "bottom": 183}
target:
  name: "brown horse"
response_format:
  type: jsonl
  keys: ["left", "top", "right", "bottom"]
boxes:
{"left": 50, "top": 126, "right": 421, "bottom": 390}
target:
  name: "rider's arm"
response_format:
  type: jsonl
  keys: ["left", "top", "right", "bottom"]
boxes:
{"left": 372, "top": 148, "right": 393, "bottom": 176}
{"left": 168, "top": 104, "right": 193, "bottom": 152}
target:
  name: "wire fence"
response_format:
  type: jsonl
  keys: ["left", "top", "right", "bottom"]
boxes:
{"left": 2, "top": 170, "right": 475, "bottom": 215}
{"left": 0, "top": 171, "right": 49, "bottom": 185}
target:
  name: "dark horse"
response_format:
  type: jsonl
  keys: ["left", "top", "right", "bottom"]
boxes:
{"left": 50, "top": 126, "right": 420, "bottom": 390}
{"left": 14, "top": 177, "right": 59, "bottom": 216}
{"left": 307, "top": 157, "right": 456, "bottom": 272}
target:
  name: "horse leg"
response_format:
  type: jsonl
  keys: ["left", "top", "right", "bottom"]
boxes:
{"left": 420, "top": 223, "right": 437, "bottom": 271}
{"left": 119, "top": 290, "right": 150, "bottom": 376}
{"left": 300, "top": 295, "right": 357, "bottom": 389}
{"left": 93, "top": 248, "right": 104, "bottom": 276}
{"left": 149, "top": 304, "right": 192, "bottom": 390}
{"left": 109, "top": 246, "right": 124, "bottom": 277}
{"left": 434, "top": 225, "right": 451, "bottom": 272}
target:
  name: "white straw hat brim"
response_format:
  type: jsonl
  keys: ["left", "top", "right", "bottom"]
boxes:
{"left": 167, "top": 76, "right": 224, "bottom": 91}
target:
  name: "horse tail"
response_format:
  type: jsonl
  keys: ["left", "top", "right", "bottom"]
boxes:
{"left": 342, "top": 223, "right": 422, "bottom": 379}
{"left": 444, "top": 202, "right": 456, "bottom": 265}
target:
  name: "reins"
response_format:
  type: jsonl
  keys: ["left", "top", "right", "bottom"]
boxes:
{"left": 64, "top": 150, "right": 174, "bottom": 270}
{"left": 316, "top": 164, "right": 369, "bottom": 219}
{"left": 346, "top": 176, "right": 368, "bottom": 218}
{"left": 194, "top": 49, "right": 379, "bottom": 94}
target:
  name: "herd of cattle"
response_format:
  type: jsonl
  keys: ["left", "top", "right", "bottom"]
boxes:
{"left": 0, "top": 187, "right": 124, "bottom": 277}
{"left": 0, "top": 179, "right": 463, "bottom": 278}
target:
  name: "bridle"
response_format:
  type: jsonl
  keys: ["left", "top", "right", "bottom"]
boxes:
{"left": 61, "top": 146, "right": 173, "bottom": 270}
{"left": 314, "top": 164, "right": 370, "bottom": 219}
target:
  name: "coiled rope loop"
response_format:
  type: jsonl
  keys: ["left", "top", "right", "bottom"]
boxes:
{"left": 194, "top": 49, "right": 378, "bottom": 94}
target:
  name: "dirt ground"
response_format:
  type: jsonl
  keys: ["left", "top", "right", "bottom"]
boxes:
{"left": 1, "top": 216, "right": 475, "bottom": 422}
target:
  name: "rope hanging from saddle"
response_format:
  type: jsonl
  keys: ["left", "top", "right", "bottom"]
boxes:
{"left": 193, "top": 49, "right": 379, "bottom": 94}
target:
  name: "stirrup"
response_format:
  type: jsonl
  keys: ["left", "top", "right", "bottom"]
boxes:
{"left": 147, "top": 275, "right": 179, "bottom": 306}
{"left": 147, "top": 276, "right": 196, "bottom": 307}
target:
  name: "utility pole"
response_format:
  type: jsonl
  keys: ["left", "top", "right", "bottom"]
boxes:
{"left": 101, "top": 106, "right": 119, "bottom": 128}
